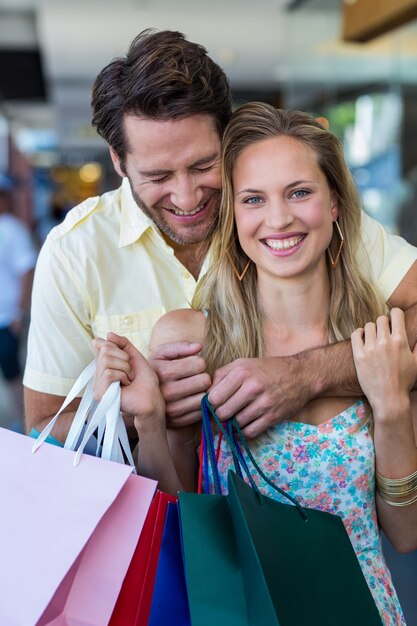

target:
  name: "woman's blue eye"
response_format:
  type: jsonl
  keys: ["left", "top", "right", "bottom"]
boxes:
{"left": 292, "top": 189, "right": 309, "bottom": 199}
{"left": 243, "top": 196, "right": 262, "bottom": 205}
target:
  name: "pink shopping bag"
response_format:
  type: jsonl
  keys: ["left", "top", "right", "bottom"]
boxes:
{"left": 0, "top": 427, "right": 156, "bottom": 626}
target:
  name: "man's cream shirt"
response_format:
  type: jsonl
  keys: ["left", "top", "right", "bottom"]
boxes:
{"left": 24, "top": 177, "right": 417, "bottom": 396}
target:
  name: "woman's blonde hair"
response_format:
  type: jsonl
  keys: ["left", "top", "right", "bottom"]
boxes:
{"left": 194, "top": 102, "right": 387, "bottom": 377}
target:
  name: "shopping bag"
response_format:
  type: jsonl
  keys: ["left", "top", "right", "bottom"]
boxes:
{"left": 148, "top": 502, "right": 191, "bottom": 626}
{"left": 0, "top": 427, "right": 156, "bottom": 626}
{"left": 179, "top": 491, "right": 250, "bottom": 626}
{"left": 178, "top": 396, "right": 382, "bottom": 626}
{"left": 227, "top": 470, "right": 382, "bottom": 626}
{"left": 109, "top": 490, "right": 177, "bottom": 626}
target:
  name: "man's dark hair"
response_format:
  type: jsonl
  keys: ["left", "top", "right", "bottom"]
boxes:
{"left": 91, "top": 29, "right": 232, "bottom": 170}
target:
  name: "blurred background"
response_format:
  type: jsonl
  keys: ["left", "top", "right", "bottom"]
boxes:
{"left": 1, "top": 0, "right": 417, "bottom": 240}
{"left": 0, "top": 0, "right": 416, "bottom": 619}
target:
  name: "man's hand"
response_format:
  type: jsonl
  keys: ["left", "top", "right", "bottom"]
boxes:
{"left": 149, "top": 341, "right": 211, "bottom": 428}
{"left": 208, "top": 355, "right": 313, "bottom": 438}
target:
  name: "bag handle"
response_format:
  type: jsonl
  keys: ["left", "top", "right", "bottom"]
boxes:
{"left": 201, "top": 395, "right": 306, "bottom": 519}
{"left": 32, "top": 359, "right": 136, "bottom": 471}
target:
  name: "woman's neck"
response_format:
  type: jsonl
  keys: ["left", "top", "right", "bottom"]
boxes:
{"left": 258, "top": 264, "right": 331, "bottom": 356}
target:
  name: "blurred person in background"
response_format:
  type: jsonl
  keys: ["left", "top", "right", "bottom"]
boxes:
{"left": 0, "top": 174, "right": 37, "bottom": 428}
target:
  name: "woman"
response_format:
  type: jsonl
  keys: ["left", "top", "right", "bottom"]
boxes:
{"left": 94, "top": 104, "right": 417, "bottom": 624}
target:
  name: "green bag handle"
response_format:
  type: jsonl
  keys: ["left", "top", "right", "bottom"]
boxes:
{"left": 201, "top": 395, "right": 307, "bottom": 521}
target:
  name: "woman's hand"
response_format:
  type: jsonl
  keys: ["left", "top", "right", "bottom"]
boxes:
{"left": 351, "top": 308, "right": 417, "bottom": 422}
{"left": 93, "top": 332, "right": 165, "bottom": 435}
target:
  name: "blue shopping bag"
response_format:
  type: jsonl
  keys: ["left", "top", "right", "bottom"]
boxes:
{"left": 148, "top": 501, "right": 191, "bottom": 626}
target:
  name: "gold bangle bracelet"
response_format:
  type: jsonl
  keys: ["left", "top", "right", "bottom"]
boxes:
{"left": 376, "top": 469, "right": 417, "bottom": 497}
{"left": 376, "top": 469, "right": 417, "bottom": 485}
{"left": 378, "top": 492, "right": 417, "bottom": 507}
{"left": 377, "top": 479, "right": 417, "bottom": 496}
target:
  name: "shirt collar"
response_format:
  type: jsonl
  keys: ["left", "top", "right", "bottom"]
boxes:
{"left": 119, "top": 177, "right": 156, "bottom": 248}
{"left": 118, "top": 177, "right": 212, "bottom": 280}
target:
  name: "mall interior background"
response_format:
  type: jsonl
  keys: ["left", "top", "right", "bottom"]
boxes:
{"left": 0, "top": 0, "right": 417, "bottom": 621}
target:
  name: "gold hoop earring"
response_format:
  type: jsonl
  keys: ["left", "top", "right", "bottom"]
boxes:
{"left": 226, "top": 251, "right": 251, "bottom": 282}
{"left": 328, "top": 220, "right": 344, "bottom": 269}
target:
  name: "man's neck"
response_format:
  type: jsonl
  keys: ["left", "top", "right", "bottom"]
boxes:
{"left": 171, "top": 240, "right": 210, "bottom": 280}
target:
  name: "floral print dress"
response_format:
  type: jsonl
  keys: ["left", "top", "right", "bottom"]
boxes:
{"left": 209, "top": 400, "right": 405, "bottom": 626}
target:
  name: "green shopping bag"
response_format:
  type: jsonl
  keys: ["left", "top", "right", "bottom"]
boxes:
{"left": 227, "top": 470, "right": 382, "bottom": 625}
{"left": 178, "top": 491, "right": 250, "bottom": 626}
{"left": 178, "top": 396, "right": 382, "bottom": 626}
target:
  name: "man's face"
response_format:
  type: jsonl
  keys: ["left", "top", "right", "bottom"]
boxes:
{"left": 111, "top": 114, "right": 222, "bottom": 248}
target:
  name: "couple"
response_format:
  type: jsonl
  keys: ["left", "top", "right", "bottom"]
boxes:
{"left": 24, "top": 29, "right": 417, "bottom": 442}
{"left": 24, "top": 29, "right": 417, "bottom": 624}
{"left": 93, "top": 102, "right": 417, "bottom": 625}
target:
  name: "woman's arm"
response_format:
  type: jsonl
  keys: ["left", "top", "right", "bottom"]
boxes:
{"left": 148, "top": 309, "right": 207, "bottom": 490}
{"left": 93, "top": 332, "right": 192, "bottom": 495}
{"left": 351, "top": 308, "right": 417, "bottom": 553}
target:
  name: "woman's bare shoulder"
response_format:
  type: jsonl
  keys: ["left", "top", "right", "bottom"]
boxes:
{"left": 149, "top": 308, "right": 206, "bottom": 351}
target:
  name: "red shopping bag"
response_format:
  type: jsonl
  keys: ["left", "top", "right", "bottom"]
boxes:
{"left": 109, "top": 490, "right": 177, "bottom": 626}
{"left": 0, "top": 427, "right": 157, "bottom": 626}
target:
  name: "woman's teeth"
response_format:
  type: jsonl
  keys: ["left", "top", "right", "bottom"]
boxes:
{"left": 265, "top": 236, "right": 304, "bottom": 250}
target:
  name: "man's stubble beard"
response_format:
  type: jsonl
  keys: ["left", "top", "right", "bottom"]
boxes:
{"left": 129, "top": 182, "right": 219, "bottom": 247}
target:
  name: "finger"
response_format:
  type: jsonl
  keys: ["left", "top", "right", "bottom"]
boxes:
{"left": 92, "top": 337, "right": 108, "bottom": 355}
{"left": 152, "top": 354, "right": 207, "bottom": 383}
{"left": 166, "top": 409, "right": 203, "bottom": 428}
{"left": 208, "top": 383, "right": 249, "bottom": 420}
{"left": 351, "top": 327, "right": 364, "bottom": 343}
{"left": 165, "top": 392, "right": 205, "bottom": 420}
{"left": 233, "top": 402, "right": 271, "bottom": 430}
{"left": 105, "top": 333, "right": 150, "bottom": 371}
{"left": 93, "top": 370, "right": 131, "bottom": 400}
{"left": 97, "top": 354, "right": 132, "bottom": 377}
{"left": 364, "top": 321, "right": 377, "bottom": 344}
{"left": 106, "top": 332, "right": 136, "bottom": 351}
{"left": 162, "top": 372, "right": 211, "bottom": 403}
{"left": 150, "top": 341, "right": 203, "bottom": 361}
{"left": 390, "top": 307, "right": 406, "bottom": 336}
{"left": 241, "top": 414, "right": 273, "bottom": 440}
{"left": 211, "top": 361, "right": 236, "bottom": 387}
{"left": 375, "top": 314, "right": 390, "bottom": 339}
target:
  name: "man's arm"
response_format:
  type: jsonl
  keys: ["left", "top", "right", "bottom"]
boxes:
{"left": 23, "top": 237, "right": 95, "bottom": 440}
{"left": 24, "top": 389, "right": 80, "bottom": 440}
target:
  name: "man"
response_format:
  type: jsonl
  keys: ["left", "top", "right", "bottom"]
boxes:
{"left": 24, "top": 28, "right": 417, "bottom": 441}
{"left": 0, "top": 175, "right": 37, "bottom": 427}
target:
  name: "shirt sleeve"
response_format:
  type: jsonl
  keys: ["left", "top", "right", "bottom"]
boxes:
{"left": 23, "top": 235, "right": 95, "bottom": 396}
{"left": 357, "top": 212, "right": 417, "bottom": 301}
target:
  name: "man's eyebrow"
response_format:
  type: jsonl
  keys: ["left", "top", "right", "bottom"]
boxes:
{"left": 139, "top": 152, "right": 220, "bottom": 177}
{"left": 139, "top": 168, "right": 171, "bottom": 177}
{"left": 191, "top": 152, "right": 219, "bottom": 167}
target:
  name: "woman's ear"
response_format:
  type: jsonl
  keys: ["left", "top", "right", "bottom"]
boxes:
{"left": 109, "top": 147, "right": 125, "bottom": 178}
{"left": 330, "top": 193, "right": 339, "bottom": 222}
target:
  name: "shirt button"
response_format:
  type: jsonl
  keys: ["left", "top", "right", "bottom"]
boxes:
{"left": 122, "top": 316, "right": 132, "bottom": 327}
{"left": 182, "top": 271, "right": 190, "bottom": 279}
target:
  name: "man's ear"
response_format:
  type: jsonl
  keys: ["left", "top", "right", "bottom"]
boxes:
{"left": 109, "top": 147, "right": 125, "bottom": 178}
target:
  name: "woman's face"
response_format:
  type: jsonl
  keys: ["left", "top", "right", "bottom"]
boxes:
{"left": 232, "top": 134, "right": 338, "bottom": 281}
